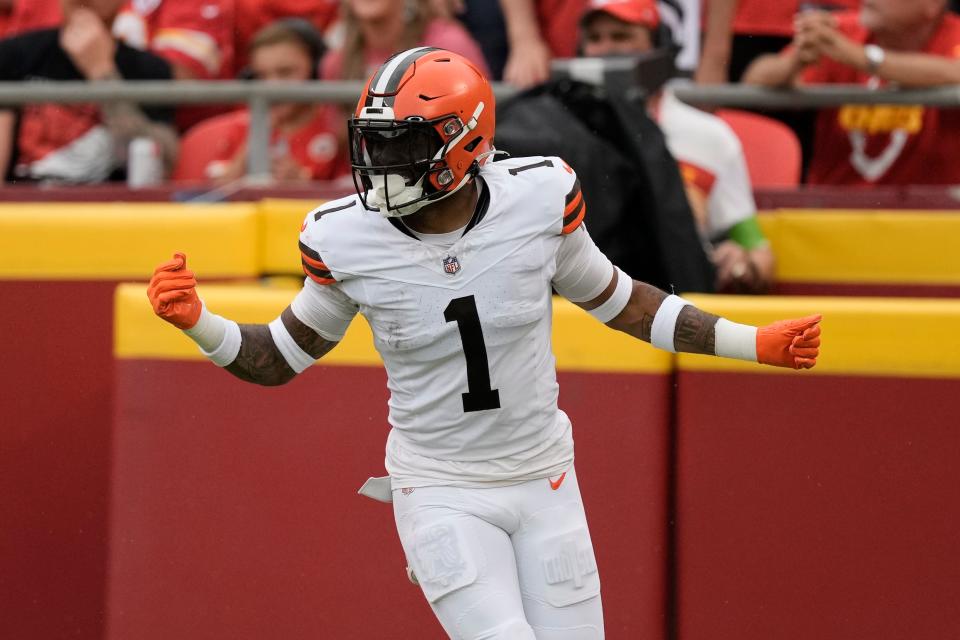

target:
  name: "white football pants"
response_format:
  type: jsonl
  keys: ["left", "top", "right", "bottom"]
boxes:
{"left": 392, "top": 466, "right": 604, "bottom": 639}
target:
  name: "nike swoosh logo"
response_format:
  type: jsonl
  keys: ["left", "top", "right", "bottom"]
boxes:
{"left": 549, "top": 472, "right": 567, "bottom": 491}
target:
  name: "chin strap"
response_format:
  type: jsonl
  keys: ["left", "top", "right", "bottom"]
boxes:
{"left": 368, "top": 169, "right": 473, "bottom": 218}
{"left": 366, "top": 138, "right": 502, "bottom": 219}
{"left": 474, "top": 149, "right": 509, "bottom": 167}
{"left": 367, "top": 173, "right": 428, "bottom": 218}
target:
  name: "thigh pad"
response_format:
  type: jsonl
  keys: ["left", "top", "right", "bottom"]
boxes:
{"left": 536, "top": 526, "right": 600, "bottom": 608}
{"left": 407, "top": 518, "right": 479, "bottom": 603}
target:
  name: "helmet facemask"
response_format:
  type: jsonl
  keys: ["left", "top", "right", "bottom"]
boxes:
{"left": 349, "top": 108, "right": 479, "bottom": 218}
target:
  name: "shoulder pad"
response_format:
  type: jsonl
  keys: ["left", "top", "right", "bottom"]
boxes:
{"left": 485, "top": 155, "right": 584, "bottom": 234}
{"left": 298, "top": 239, "right": 335, "bottom": 285}
{"left": 546, "top": 157, "right": 585, "bottom": 234}
{"left": 298, "top": 196, "right": 361, "bottom": 285}
{"left": 306, "top": 197, "right": 361, "bottom": 225}
{"left": 561, "top": 175, "right": 585, "bottom": 235}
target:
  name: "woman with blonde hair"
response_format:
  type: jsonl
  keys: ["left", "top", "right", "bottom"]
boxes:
{"left": 321, "top": 0, "right": 490, "bottom": 80}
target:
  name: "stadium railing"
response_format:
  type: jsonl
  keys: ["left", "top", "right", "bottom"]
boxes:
{"left": 4, "top": 68, "right": 960, "bottom": 181}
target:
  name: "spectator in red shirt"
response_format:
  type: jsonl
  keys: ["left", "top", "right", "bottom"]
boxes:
{"left": 0, "top": 1, "right": 12, "bottom": 38}
{"left": 0, "top": 0, "right": 177, "bottom": 184}
{"left": 496, "top": 0, "right": 577, "bottom": 88}
{"left": 321, "top": 0, "right": 489, "bottom": 80}
{"left": 111, "top": 0, "right": 235, "bottom": 129}
{"left": 6, "top": 0, "right": 62, "bottom": 34}
{"left": 112, "top": 0, "right": 235, "bottom": 80}
{"left": 699, "top": 0, "right": 861, "bottom": 83}
{"left": 200, "top": 19, "right": 348, "bottom": 184}
{"left": 233, "top": 0, "right": 339, "bottom": 73}
{"left": 744, "top": 0, "right": 960, "bottom": 186}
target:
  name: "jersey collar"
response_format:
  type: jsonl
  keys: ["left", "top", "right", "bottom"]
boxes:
{"left": 388, "top": 176, "right": 490, "bottom": 242}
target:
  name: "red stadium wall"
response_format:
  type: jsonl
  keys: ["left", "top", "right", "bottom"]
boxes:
{"left": 4, "top": 202, "right": 960, "bottom": 640}
{"left": 674, "top": 372, "right": 960, "bottom": 640}
{"left": 0, "top": 281, "right": 114, "bottom": 640}
{"left": 671, "top": 293, "right": 960, "bottom": 640}
{"left": 107, "top": 360, "right": 672, "bottom": 640}
{"left": 0, "top": 203, "right": 260, "bottom": 640}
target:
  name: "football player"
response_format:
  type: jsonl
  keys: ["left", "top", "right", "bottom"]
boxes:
{"left": 147, "top": 47, "right": 822, "bottom": 639}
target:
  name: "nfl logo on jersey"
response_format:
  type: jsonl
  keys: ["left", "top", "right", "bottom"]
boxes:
{"left": 443, "top": 255, "right": 461, "bottom": 275}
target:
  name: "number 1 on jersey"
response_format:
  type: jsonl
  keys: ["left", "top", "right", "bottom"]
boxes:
{"left": 444, "top": 296, "right": 501, "bottom": 412}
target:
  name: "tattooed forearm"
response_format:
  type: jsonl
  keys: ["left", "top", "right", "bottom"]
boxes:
{"left": 673, "top": 306, "right": 720, "bottom": 355}
{"left": 606, "top": 280, "right": 667, "bottom": 342}
{"left": 225, "top": 325, "right": 297, "bottom": 386}
{"left": 606, "top": 280, "right": 720, "bottom": 353}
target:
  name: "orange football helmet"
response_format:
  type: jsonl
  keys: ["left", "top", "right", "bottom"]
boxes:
{"left": 349, "top": 47, "right": 496, "bottom": 217}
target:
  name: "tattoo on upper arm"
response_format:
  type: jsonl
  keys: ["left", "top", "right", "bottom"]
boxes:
{"left": 225, "top": 308, "right": 338, "bottom": 386}
{"left": 673, "top": 306, "right": 720, "bottom": 355}
{"left": 225, "top": 324, "right": 296, "bottom": 386}
{"left": 281, "top": 307, "right": 338, "bottom": 359}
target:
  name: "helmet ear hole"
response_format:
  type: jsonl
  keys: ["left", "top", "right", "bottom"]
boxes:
{"left": 464, "top": 136, "right": 483, "bottom": 152}
{"left": 442, "top": 119, "right": 463, "bottom": 137}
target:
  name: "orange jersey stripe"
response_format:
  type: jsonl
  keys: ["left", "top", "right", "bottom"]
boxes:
{"left": 562, "top": 203, "right": 586, "bottom": 234}
{"left": 302, "top": 265, "right": 336, "bottom": 285}
{"left": 300, "top": 252, "right": 329, "bottom": 272}
{"left": 564, "top": 190, "right": 583, "bottom": 216}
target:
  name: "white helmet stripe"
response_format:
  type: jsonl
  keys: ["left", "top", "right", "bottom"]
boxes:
{"left": 369, "top": 46, "right": 436, "bottom": 108}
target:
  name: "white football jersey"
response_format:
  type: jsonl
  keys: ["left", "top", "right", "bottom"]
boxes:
{"left": 295, "top": 156, "right": 607, "bottom": 488}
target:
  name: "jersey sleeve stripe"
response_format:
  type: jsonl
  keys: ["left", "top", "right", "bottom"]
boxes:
{"left": 299, "top": 240, "right": 332, "bottom": 274}
{"left": 563, "top": 198, "right": 585, "bottom": 226}
{"left": 562, "top": 200, "right": 586, "bottom": 234}
{"left": 301, "top": 258, "right": 335, "bottom": 284}
{"left": 298, "top": 240, "right": 323, "bottom": 261}
{"left": 564, "top": 179, "right": 582, "bottom": 206}
{"left": 301, "top": 252, "right": 330, "bottom": 272}
{"left": 564, "top": 190, "right": 583, "bottom": 217}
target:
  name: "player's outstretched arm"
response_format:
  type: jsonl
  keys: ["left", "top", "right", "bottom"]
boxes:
{"left": 587, "top": 270, "right": 821, "bottom": 370}
{"left": 224, "top": 307, "right": 337, "bottom": 385}
{"left": 147, "top": 253, "right": 338, "bottom": 386}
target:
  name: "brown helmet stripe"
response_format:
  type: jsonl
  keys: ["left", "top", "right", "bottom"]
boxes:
{"left": 365, "top": 47, "right": 440, "bottom": 108}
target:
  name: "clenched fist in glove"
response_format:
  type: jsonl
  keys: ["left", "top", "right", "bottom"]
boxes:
{"left": 756, "top": 314, "right": 822, "bottom": 370}
{"left": 147, "top": 252, "right": 202, "bottom": 330}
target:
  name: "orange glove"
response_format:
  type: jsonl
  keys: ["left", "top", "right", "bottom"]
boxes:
{"left": 147, "top": 252, "right": 202, "bottom": 330}
{"left": 756, "top": 314, "right": 822, "bottom": 370}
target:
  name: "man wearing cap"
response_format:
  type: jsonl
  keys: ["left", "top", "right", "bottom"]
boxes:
{"left": 580, "top": 0, "right": 775, "bottom": 293}
{"left": 743, "top": 0, "right": 960, "bottom": 186}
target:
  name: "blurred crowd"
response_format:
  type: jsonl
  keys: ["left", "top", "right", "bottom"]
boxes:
{"left": 1, "top": 0, "right": 959, "bottom": 292}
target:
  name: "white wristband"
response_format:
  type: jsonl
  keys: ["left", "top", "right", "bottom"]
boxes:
{"left": 268, "top": 317, "right": 316, "bottom": 374}
{"left": 589, "top": 267, "right": 632, "bottom": 324}
{"left": 650, "top": 294, "right": 692, "bottom": 353}
{"left": 183, "top": 305, "right": 241, "bottom": 367}
{"left": 183, "top": 304, "right": 224, "bottom": 351}
{"left": 714, "top": 318, "right": 758, "bottom": 362}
